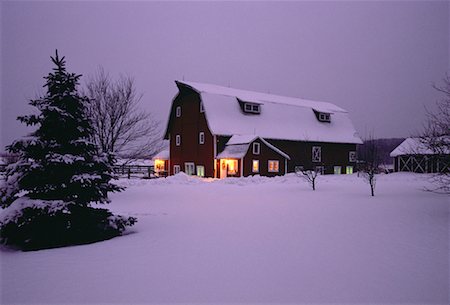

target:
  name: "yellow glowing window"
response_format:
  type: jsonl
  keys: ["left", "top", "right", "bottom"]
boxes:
{"left": 221, "top": 159, "right": 238, "bottom": 175}
{"left": 252, "top": 160, "right": 259, "bottom": 173}
{"left": 196, "top": 165, "right": 205, "bottom": 177}
{"left": 346, "top": 166, "right": 353, "bottom": 174}
{"left": 154, "top": 159, "right": 165, "bottom": 172}
{"left": 268, "top": 160, "right": 279, "bottom": 172}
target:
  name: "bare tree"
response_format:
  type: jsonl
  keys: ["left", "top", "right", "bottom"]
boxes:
{"left": 419, "top": 73, "right": 450, "bottom": 193}
{"left": 295, "top": 167, "right": 319, "bottom": 190}
{"left": 84, "top": 68, "right": 164, "bottom": 159}
{"left": 359, "top": 133, "right": 380, "bottom": 196}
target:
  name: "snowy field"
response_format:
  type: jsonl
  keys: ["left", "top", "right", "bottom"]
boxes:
{"left": 1, "top": 173, "right": 449, "bottom": 304}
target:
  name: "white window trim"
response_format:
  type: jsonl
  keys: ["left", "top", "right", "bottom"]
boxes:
{"left": 268, "top": 160, "right": 279, "bottom": 173}
{"left": 173, "top": 165, "right": 181, "bottom": 174}
{"left": 199, "top": 132, "right": 205, "bottom": 144}
{"left": 252, "top": 160, "right": 259, "bottom": 173}
{"left": 176, "top": 106, "right": 181, "bottom": 117}
{"left": 244, "top": 102, "right": 261, "bottom": 114}
{"left": 252, "top": 142, "right": 260, "bottom": 155}
{"left": 176, "top": 134, "right": 181, "bottom": 146}
{"left": 196, "top": 165, "right": 205, "bottom": 177}
{"left": 349, "top": 151, "right": 357, "bottom": 162}
{"left": 312, "top": 146, "right": 321, "bottom": 162}
{"left": 334, "top": 166, "right": 342, "bottom": 175}
{"left": 184, "top": 162, "right": 195, "bottom": 176}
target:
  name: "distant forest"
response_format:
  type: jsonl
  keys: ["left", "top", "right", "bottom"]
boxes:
{"left": 358, "top": 138, "right": 405, "bottom": 165}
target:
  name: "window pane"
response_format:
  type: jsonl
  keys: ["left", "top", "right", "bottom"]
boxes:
{"left": 346, "top": 166, "right": 353, "bottom": 174}
{"left": 334, "top": 166, "right": 341, "bottom": 175}
{"left": 252, "top": 160, "right": 259, "bottom": 173}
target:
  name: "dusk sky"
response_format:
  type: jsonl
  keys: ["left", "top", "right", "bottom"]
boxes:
{"left": 1, "top": 1, "right": 449, "bottom": 151}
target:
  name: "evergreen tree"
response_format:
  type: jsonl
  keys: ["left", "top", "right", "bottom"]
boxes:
{"left": 0, "top": 51, "right": 135, "bottom": 250}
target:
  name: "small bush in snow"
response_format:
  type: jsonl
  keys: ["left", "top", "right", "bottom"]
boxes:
{"left": 295, "top": 169, "right": 319, "bottom": 190}
{"left": 0, "top": 197, "right": 136, "bottom": 251}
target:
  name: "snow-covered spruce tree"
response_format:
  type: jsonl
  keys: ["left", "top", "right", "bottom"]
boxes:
{"left": 0, "top": 51, "right": 136, "bottom": 250}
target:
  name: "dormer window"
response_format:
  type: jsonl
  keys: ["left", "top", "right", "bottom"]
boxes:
{"left": 313, "top": 109, "right": 331, "bottom": 123}
{"left": 176, "top": 106, "right": 181, "bottom": 117}
{"left": 200, "top": 101, "right": 205, "bottom": 113}
{"left": 244, "top": 103, "right": 261, "bottom": 114}
{"left": 319, "top": 113, "right": 330, "bottom": 122}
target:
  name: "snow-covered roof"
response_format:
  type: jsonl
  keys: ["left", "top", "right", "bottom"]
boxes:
{"left": 390, "top": 137, "right": 449, "bottom": 157}
{"left": 153, "top": 149, "right": 170, "bottom": 160}
{"left": 216, "top": 135, "right": 290, "bottom": 160}
{"left": 175, "top": 81, "right": 362, "bottom": 144}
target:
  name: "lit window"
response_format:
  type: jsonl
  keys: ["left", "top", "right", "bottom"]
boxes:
{"left": 268, "top": 160, "right": 279, "bottom": 172}
{"left": 349, "top": 151, "right": 357, "bottom": 162}
{"left": 199, "top": 132, "right": 205, "bottom": 144}
{"left": 176, "top": 106, "right": 181, "bottom": 117}
{"left": 312, "top": 146, "right": 321, "bottom": 162}
{"left": 196, "top": 165, "right": 205, "bottom": 177}
{"left": 176, "top": 135, "right": 181, "bottom": 146}
{"left": 252, "top": 142, "right": 260, "bottom": 155}
{"left": 155, "top": 159, "right": 165, "bottom": 171}
{"left": 334, "top": 166, "right": 342, "bottom": 175}
{"left": 173, "top": 165, "right": 181, "bottom": 174}
{"left": 346, "top": 166, "right": 353, "bottom": 174}
{"left": 200, "top": 102, "right": 205, "bottom": 113}
{"left": 221, "top": 159, "right": 238, "bottom": 176}
{"left": 252, "top": 160, "right": 259, "bottom": 173}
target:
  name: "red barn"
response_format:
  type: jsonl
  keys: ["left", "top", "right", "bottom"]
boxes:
{"left": 164, "top": 81, "right": 362, "bottom": 178}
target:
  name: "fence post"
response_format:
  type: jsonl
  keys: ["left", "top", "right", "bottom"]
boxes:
{"left": 128, "top": 168, "right": 131, "bottom": 179}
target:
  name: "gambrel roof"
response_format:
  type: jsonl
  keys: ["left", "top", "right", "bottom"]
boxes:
{"left": 169, "top": 80, "right": 362, "bottom": 144}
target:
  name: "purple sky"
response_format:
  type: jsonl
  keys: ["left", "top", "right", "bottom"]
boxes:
{"left": 1, "top": 1, "right": 449, "bottom": 151}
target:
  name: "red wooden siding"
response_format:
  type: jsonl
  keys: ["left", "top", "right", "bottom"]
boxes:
{"left": 242, "top": 138, "right": 287, "bottom": 177}
{"left": 166, "top": 91, "right": 215, "bottom": 176}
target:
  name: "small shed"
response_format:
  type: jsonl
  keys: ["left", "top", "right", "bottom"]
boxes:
{"left": 390, "top": 137, "right": 449, "bottom": 173}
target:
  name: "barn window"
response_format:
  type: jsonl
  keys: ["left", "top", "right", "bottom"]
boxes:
{"left": 252, "top": 142, "right": 260, "bottom": 155}
{"left": 199, "top": 132, "right": 205, "bottom": 144}
{"left": 346, "top": 166, "right": 353, "bottom": 174}
{"left": 252, "top": 160, "right": 259, "bottom": 173}
{"left": 268, "top": 160, "right": 279, "bottom": 172}
{"left": 313, "top": 109, "right": 331, "bottom": 123}
{"left": 244, "top": 102, "right": 261, "bottom": 114}
{"left": 334, "top": 166, "right": 342, "bottom": 175}
{"left": 196, "top": 165, "right": 205, "bottom": 177}
{"left": 319, "top": 113, "right": 330, "bottom": 122}
{"left": 173, "top": 165, "right": 181, "bottom": 174}
{"left": 176, "top": 106, "right": 181, "bottom": 117}
{"left": 315, "top": 166, "right": 324, "bottom": 175}
{"left": 185, "top": 162, "right": 195, "bottom": 176}
{"left": 312, "top": 146, "right": 321, "bottom": 162}
{"left": 349, "top": 151, "right": 357, "bottom": 162}
{"left": 176, "top": 134, "right": 181, "bottom": 146}
{"left": 200, "top": 101, "right": 205, "bottom": 113}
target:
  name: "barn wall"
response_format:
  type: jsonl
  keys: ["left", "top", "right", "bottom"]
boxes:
{"left": 267, "top": 139, "right": 357, "bottom": 174}
{"left": 242, "top": 138, "right": 286, "bottom": 177}
{"left": 167, "top": 91, "right": 215, "bottom": 177}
